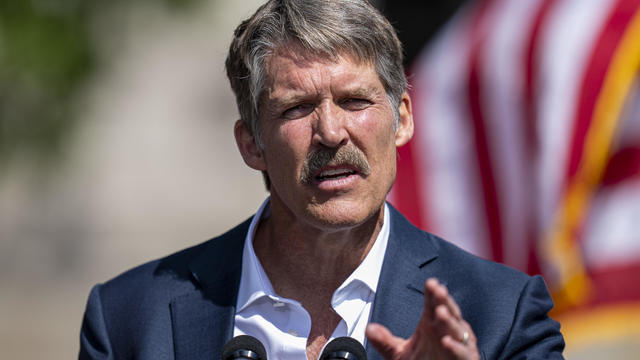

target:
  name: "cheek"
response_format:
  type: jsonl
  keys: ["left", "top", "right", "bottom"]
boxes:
{"left": 280, "top": 121, "right": 313, "bottom": 153}
{"left": 352, "top": 111, "right": 397, "bottom": 153}
{"left": 265, "top": 121, "right": 312, "bottom": 170}
{"left": 279, "top": 119, "right": 309, "bottom": 138}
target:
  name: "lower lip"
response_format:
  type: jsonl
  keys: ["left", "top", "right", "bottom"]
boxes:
{"left": 313, "top": 173, "right": 361, "bottom": 191}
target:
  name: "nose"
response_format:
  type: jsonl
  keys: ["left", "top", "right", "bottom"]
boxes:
{"left": 312, "top": 102, "right": 349, "bottom": 148}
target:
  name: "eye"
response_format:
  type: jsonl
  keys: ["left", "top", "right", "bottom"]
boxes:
{"left": 283, "top": 103, "right": 315, "bottom": 119}
{"left": 340, "top": 98, "right": 372, "bottom": 111}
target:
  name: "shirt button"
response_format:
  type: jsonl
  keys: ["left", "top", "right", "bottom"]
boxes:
{"left": 287, "top": 329, "right": 299, "bottom": 336}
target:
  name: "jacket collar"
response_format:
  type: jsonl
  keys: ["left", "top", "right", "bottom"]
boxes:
{"left": 171, "top": 218, "right": 251, "bottom": 360}
{"left": 170, "top": 204, "right": 439, "bottom": 360}
{"left": 366, "top": 204, "right": 439, "bottom": 360}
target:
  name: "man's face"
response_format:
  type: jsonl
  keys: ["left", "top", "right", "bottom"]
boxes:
{"left": 235, "top": 49, "right": 413, "bottom": 230}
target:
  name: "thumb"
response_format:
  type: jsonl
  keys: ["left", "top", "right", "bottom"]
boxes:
{"left": 366, "top": 323, "right": 407, "bottom": 359}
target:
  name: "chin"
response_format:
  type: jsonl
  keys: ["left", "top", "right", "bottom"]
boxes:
{"left": 304, "top": 199, "right": 384, "bottom": 230}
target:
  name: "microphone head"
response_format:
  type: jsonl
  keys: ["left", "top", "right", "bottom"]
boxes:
{"left": 221, "top": 335, "right": 267, "bottom": 360}
{"left": 320, "top": 337, "right": 367, "bottom": 360}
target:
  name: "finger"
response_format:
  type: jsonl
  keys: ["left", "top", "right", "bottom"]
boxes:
{"left": 437, "top": 310, "right": 478, "bottom": 354}
{"left": 426, "top": 278, "right": 462, "bottom": 321}
{"left": 434, "top": 304, "right": 466, "bottom": 339}
{"left": 424, "top": 278, "right": 442, "bottom": 319}
{"left": 446, "top": 294, "right": 463, "bottom": 321}
{"left": 366, "top": 323, "right": 407, "bottom": 359}
{"left": 440, "top": 286, "right": 462, "bottom": 321}
{"left": 442, "top": 334, "right": 479, "bottom": 360}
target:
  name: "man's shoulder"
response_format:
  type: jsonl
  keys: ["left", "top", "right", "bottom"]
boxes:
{"left": 432, "top": 234, "right": 529, "bottom": 282}
{"left": 387, "top": 207, "right": 560, "bottom": 351}
{"left": 95, "top": 216, "right": 253, "bottom": 304}
{"left": 79, "top": 217, "right": 253, "bottom": 357}
{"left": 387, "top": 204, "right": 532, "bottom": 288}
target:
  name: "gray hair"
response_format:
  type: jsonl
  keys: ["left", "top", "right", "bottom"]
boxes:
{"left": 225, "top": 0, "right": 407, "bottom": 148}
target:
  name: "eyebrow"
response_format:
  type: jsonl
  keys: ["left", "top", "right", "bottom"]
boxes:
{"left": 266, "top": 93, "right": 315, "bottom": 111}
{"left": 344, "top": 86, "right": 378, "bottom": 99}
{"left": 272, "top": 85, "right": 379, "bottom": 104}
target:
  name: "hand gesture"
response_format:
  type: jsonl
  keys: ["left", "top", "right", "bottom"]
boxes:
{"left": 366, "top": 278, "right": 480, "bottom": 360}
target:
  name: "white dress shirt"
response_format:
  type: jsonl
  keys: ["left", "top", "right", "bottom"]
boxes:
{"left": 233, "top": 198, "right": 390, "bottom": 360}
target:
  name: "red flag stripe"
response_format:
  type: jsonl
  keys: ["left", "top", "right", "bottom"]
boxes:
{"left": 467, "top": 0, "right": 504, "bottom": 263}
{"left": 392, "top": 69, "right": 426, "bottom": 229}
{"left": 566, "top": 0, "right": 639, "bottom": 181}
{"left": 588, "top": 261, "right": 640, "bottom": 306}
{"left": 600, "top": 146, "right": 640, "bottom": 187}
{"left": 523, "top": 0, "right": 557, "bottom": 275}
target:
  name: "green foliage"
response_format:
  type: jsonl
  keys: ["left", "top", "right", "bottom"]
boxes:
{"left": 0, "top": 0, "right": 202, "bottom": 169}
{"left": 0, "top": 0, "right": 92, "bottom": 166}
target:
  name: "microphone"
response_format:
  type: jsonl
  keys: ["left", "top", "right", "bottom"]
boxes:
{"left": 221, "top": 335, "right": 267, "bottom": 360}
{"left": 320, "top": 337, "right": 367, "bottom": 360}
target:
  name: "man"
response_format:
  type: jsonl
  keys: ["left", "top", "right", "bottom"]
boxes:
{"left": 79, "top": 1, "right": 565, "bottom": 359}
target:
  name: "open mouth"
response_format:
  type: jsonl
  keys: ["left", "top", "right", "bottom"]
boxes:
{"left": 315, "top": 167, "right": 358, "bottom": 182}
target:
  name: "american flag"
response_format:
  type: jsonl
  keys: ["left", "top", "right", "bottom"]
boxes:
{"left": 389, "top": 0, "right": 640, "bottom": 355}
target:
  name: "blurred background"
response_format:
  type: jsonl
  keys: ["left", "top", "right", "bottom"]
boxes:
{"left": 1, "top": 0, "right": 638, "bottom": 359}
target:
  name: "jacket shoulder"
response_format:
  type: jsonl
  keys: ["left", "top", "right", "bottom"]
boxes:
{"left": 80, "top": 217, "right": 252, "bottom": 359}
{"left": 96, "top": 216, "right": 251, "bottom": 308}
{"left": 387, "top": 207, "right": 563, "bottom": 358}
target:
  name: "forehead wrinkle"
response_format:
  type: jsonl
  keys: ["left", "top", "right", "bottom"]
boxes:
{"left": 265, "top": 67, "right": 326, "bottom": 108}
{"left": 264, "top": 50, "right": 384, "bottom": 109}
{"left": 265, "top": 74, "right": 321, "bottom": 107}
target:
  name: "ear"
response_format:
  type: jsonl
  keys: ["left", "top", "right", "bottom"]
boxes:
{"left": 394, "top": 92, "right": 414, "bottom": 147}
{"left": 234, "top": 120, "right": 267, "bottom": 171}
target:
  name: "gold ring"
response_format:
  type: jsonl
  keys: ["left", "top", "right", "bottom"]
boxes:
{"left": 461, "top": 331, "right": 469, "bottom": 345}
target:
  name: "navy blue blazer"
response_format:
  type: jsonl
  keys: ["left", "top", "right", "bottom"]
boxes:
{"left": 79, "top": 205, "right": 564, "bottom": 359}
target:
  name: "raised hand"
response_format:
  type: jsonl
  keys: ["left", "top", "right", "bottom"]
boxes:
{"left": 366, "top": 278, "right": 480, "bottom": 360}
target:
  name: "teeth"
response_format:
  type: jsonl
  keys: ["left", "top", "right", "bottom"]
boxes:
{"left": 316, "top": 168, "right": 356, "bottom": 181}
{"left": 319, "top": 168, "right": 351, "bottom": 177}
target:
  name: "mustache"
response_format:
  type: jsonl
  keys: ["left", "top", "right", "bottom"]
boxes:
{"left": 300, "top": 145, "right": 371, "bottom": 184}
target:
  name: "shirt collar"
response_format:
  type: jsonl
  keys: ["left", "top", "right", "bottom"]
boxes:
{"left": 334, "top": 203, "right": 389, "bottom": 298}
{"left": 236, "top": 198, "right": 276, "bottom": 313}
{"left": 235, "top": 197, "right": 390, "bottom": 314}
{"left": 331, "top": 204, "right": 389, "bottom": 335}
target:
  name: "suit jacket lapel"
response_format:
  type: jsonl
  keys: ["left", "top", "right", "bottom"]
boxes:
{"left": 168, "top": 207, "right": 436, "bottom": 359}
{"left": 367, "top": 205, "right": 439, "bottom": 360}
{"left": 171, "top": 219, "right": 250, "bottom": 360}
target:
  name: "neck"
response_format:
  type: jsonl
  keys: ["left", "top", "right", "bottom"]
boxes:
{"left": 252, "top": 198, "right": 385, "bottom": 360}
{"left": 253, "top": 201, "right": 385, "bottom": 299}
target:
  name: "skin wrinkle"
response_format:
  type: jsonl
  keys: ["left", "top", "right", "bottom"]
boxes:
{"left": 258, "top": 48, "right": 398, "bottom": 148}
{"left": 266, "top": 85, "right": 379, "bottom": 117}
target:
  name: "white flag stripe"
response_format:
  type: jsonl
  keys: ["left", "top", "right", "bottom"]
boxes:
{"left": 413, "top": 3, "right": 492, "bottom": 257}
{"left": 535, "top": 0, "right": 614, "bottom": 234}
{"left": 583, "top": 82, "right": 640, "bottom": 269}
{"left": 479, "top": 0, "right": 541, "bottom": 269}
{"left": 584, "top": 179, "right": 640, "bottom": 269}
